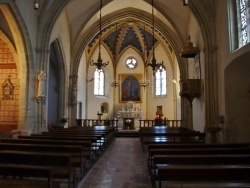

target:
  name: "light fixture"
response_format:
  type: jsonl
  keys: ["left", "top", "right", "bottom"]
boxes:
{"left": 34, "top": 0, "right": 39, "bottom": 10}
{"left": 111, "top": 80, "right": 120, "bottom": 87}
{"left": 146, "top": 0, "right": 163, "bottom": 75}
{"left": 183, "top": 0, "right": 188, "bottom": 6}
{"left": 168, "top": 78, "right": 177, "bottom": 83}
{"left": 180, "top": 35, "right": 200, "bottom": 58}
{"left": 140, "top": 77, "right": 150, "bottom": 90}
{"left": 111, "top": 23, "right": 120, "bottom": 88}
{"left": 90, "top": 0, "right": 109, "bottom": 70}
{"left": 140, "top": 23, "right": 150, "bottom": 90}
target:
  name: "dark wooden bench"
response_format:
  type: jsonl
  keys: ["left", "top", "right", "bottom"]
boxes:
{"left": 0, "top": 143, "right": 85, "bottom": 178}
{"left": 0, "top": 164, "right": 54, "bottom": 188}
{"left": 0, "top": 138, "right": 96, "bottom": 170}
{"left": 39, "top": 132, "right": 107, "bottom": 151}
{"left": 151, "top": 154, "right": 250, "bottom": 182}
{"left": 63, "top": 126, "right": 116, "bottom": 143}
{"left": 156, "top": 165, "right": 250, "bottom": 188}
{"left": 0, "top": 152, "right": 75, "bottom": 187}
{"left": 139, "top": 127, "right": 205, "bottom": 151}
{"left": 47, "top": 126, "right": 115, "bottom": 143}
{"left": 31, "top": 133, "right": 103, "bottom": 150}
{"left": 148, "top": 143, "right": 250, "bottom": 151}
{"left": 148, "top": 147, "right": 250, "bottom": 171}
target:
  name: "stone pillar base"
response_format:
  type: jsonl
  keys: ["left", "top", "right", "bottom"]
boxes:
{"left": 11, "top": 129, "right": 32, "bottom": 138}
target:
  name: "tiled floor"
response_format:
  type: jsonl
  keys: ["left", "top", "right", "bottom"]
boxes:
{"left": 77, "top": 137, "right": 152, "bottom": 188}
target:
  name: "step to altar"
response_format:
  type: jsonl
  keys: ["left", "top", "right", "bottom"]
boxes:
{"left": 115, "top": 128, "right": 140, "bottom": 137}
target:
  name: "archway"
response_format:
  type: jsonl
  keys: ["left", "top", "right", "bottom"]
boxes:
{"left": 225, "top": 52, "right": 250, "bottom": 143}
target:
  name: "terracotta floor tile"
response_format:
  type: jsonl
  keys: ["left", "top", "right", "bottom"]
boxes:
{"left": 77, "top": 138, "right": 151, "bottom": 188}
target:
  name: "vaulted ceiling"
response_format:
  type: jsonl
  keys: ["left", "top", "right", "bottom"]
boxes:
{"left": 64, "top": 0, "right": 191, "bottom": 63}
{"left": 86, "top": 20, "right": 173, "bottom": 63}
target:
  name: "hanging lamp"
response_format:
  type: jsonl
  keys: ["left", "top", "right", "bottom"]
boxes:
{"left": 90, "top": 0, "right": 109, "bottom": 70}
{"left": 146, "top": 0, "right": 163, "bottom": 75}
{"left": 140, "top": 23, "right": 150, "bottom": 90}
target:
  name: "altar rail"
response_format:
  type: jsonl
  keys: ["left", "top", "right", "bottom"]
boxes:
{"left": 139, "top": 120, "right": 182, "bottom": 128}
{"left": 76, "top": 119, "right": 118, "bottom": 130}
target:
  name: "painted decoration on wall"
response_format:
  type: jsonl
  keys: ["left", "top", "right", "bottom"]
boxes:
{"left": 2, "top": 76, "right": 14, "bottom": 100}
{"left": 119, "top": 74, "right": 142, "bottom": 103}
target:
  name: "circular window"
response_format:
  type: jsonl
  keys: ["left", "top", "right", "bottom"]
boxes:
{"left": 125, "top": 57, "right": 138, "bottom": 69}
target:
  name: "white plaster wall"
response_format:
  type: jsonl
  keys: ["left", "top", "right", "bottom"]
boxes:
{"left": 147, "top": 44, "right": 175, "bottom": 120}
{"left": 50, "top": 11, "right": 71, "bottom": 74}
{"left": 87, "top": 44, "right": 113, "bottom": 119}
{"left": 116, "top": 48, "right": 146, "bottom": 118}
{"left": 77, "top": 51, "right": 87, "bottom": 119}
{"left": 216, "top": 0, "right": 250, "bottom": 142}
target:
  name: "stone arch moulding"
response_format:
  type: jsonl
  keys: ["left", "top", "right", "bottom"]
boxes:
{"left": 1, "top": 4, "right": 35, "bottom": 133}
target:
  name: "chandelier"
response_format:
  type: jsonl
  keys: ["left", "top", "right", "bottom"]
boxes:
{"left": 140, "top": 23, "right": 150, "bottom": 90}
{"left": 146, "top": 0, "right": 163, "bottom": 75}
{"left": 111, "top": 23, "right": 120, "bottom": 88}
{"left": 90, "top": 0, "right": 109, "bottom": 70}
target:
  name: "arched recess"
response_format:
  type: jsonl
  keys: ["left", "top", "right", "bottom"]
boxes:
{"left": 0, "top": 3, "right": 35, "bottom": 133}
{"left": 70, "top": 9, "right": 183, "bottom": 121}
{"left": 49, "top": 39, "right": 67, "bottom": 127}
{"left": 224, "top": 52, "right": 250, "bottom": 143}
{"left": 0, "top": 29, "right": 19, "bottom": 132}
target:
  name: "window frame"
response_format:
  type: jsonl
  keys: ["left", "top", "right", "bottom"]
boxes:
{"left": 94, "top": 68, "right": 105, "bottom": 96}
{"left": 154, "top": 65, "right": 167, "bottom": 97}
{"left": 125, "top": 57, "right": 138, "bottom": 69}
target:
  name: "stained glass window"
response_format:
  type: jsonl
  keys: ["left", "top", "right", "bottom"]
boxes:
{"left": 155, "top": 66, "right": 167, "bottom": 96}
{"left": 239, "top": 0, "right": 248, "bottom": 45}
{"left": 94, "top": 68, "right": 104, "bottom": 96}
{"left": 125, "top": 57, "right": 138, "bottom": 69}
{"left": 228, "top": 0, "right": 250, "bottom": 50}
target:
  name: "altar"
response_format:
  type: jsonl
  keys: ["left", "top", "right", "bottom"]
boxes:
{"left": 116, "top": 102, "right": 142, "bottom": 129}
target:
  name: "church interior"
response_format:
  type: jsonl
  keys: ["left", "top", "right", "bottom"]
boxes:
{"left": 1, "top": 0, "right": 250, "bottom": 187}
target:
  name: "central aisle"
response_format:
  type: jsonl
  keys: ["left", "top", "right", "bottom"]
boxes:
{"left": 77, "top": 137, "right": 151, "bottom": 188}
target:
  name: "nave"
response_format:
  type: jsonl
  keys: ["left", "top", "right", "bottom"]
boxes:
{"left": 77, "top": 137, "right": 151, "bottom": 188}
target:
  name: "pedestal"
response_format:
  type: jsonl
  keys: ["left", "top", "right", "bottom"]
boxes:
{"left": 205, "top": 126, "right": 222, "bottom": 143}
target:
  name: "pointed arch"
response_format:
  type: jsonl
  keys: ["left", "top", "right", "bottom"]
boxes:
{"left": 0, "top": 3, "right": 35, "bottom": 132}
{"left": 49, "top": 38, "right": 68, "bottom": 125}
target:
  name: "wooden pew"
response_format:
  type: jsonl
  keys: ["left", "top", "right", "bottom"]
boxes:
{"left": 31, "top": 133, "right": 103, "bottom": 150}
{"left": 140, "top": 127, "right": 205, "bottom": 151}
{"left": 0, "top": 143, "right": 85, "bottom": 178}
{"left": 151, "top": 154, "right": 250, "bottom": 182}
{"left": 156, "top": 165, "right": 250, "bottom": 188}
{"left": 0, "top": 164, "right": 53, "bottom": 188}
{"left": 147, "top": 143, "right": 250, "bottom": 171}
{"left": 148, "top": 143, "right": 250, "bottom": 151}
{"left": 49, "top": 126, "right": 115, "bottom": 142}
{"left": 148, "top": 147, "right": 250, "bottom": 171}
{"left": 63, "top": 126, "right": 116, "bottom": 144}
{"left": 19, "top": 135, "right": 102, "bottom": 155}
{"left": 39, "top": 132, "right": 107, "bottom": 151}
{"left": 0, "top": 153, "right": 74, "bottom": 187}
{"left": 47, "top": 126, "right": 116, "bottom": 146}
{"left": 0, "top": 138, "right": 96, "bottom": 171}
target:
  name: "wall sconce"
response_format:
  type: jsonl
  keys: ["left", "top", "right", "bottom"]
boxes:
{"left": 34, "top": 0, "right": 39, "bottom": 10}
{"left": 183, "top": 0, "right": 188, "bottom": 6}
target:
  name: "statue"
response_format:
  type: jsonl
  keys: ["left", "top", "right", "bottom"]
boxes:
{"left": 37, "top": 70, "right": 46, "bottom": 98}
{"left": 72, "top": 84, "right": 77, "bottom": 105}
